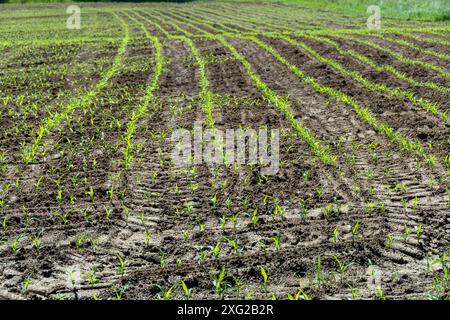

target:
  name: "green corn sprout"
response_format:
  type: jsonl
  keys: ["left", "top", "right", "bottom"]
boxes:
{"left": 212, "top": 192, "right": 218, "bottom": 209}
{"left": 21, "top": 278, "right": 30, "bottom": 295}
{"left": 220, "top": 214, "right": 226, "bottom": 231}
{"left": 145, "top": 228, "right": 151, "bottom": 245}
{"left": 212, "top": 266, "right": 227, "bottom": 298}
{"left": 10, "top": 236, "right": 22, "bottom": 255}
{"left": 260, "top": 265, "right": 268, "bottom": 292}
{"left": 56, "top": 190, "right": 63, "bottom": 204}
{"left": 30, "top": 231, "right": 42, "bottom": 251}
{"left": 224, "top": 237, "right": 241, "bottom": 255}
{"left": 332, "top": 227, "right": 338, "bottom": 244}
{"left": 184, "top": 200, "right": 193, "bottom": 215}
{"left": 121, "top": 204, "right": 130, "bottom": 222}
{"left": 160, "top": 251, "right": 165, "bottom": 269}
{"left": 53, "top": 212, "right": 69, "bottom": 224}
{"left": 181, "top": 227, "right": 190, "bottom": 241}
{"left": 377, "top": 287, "right": 386, "bottom": 300}
{"left": 75, "top": 234, "right": 85, "bottom": 253}
{"left": 348, "top": 285, "right": 360, "bottom": 300}
{"left": 104, "top": 206, "right": 111, "bottom": 220}
{"left": 412, "top": 196, "right": 419, "bottom": 212}
{"left": 84, "top": 270, "right": 100, "bottom": 285}
{"left": 271, "top": 234, "right": 281, "bottom": 251}
{"left": 113, "top": 283, "right": 129, "bottom": 300}
{"left": 2, "top": 217, "right": 7, "bottom": 232}
{"left": 333, "top": 256, "right": 351, "bottom": 283}
{"left": 88, "top": 186, "right": 95, "bottom": 203}
{"left": 107, "top": 185, "right": 115, "bottom": 201}
{"left": 316, "top": 256, "right": 323, "bottom": 285}
{"left": 415, "top": 224, "right": 423, "bottom": 239}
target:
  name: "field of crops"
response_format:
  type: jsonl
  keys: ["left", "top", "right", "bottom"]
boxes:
{"left": 0, "top": 1, "right": 449, "bottom": 300}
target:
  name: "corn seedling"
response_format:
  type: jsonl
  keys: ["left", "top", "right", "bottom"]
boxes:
{"left": 156, "top": 285, "right": 174, "bottom": 300}
{"left": 160, "top": 251, "right": 166, "bottom": 269}
{"left": 351, "top": 221, "right": 360, "bottom": 245}
{"left": 184, "top": 200, "right": 193, "bottom": 215}
{"left": 21, "top": 278, "right": 30, "bottom": 295}
{"left": 53, "top": 211, "right": 69, "bottom": 224}
{"left": 113, "top": 283, "right": 129, "bottom": 300}
{"left": 30, "top": 231, "right": 42, "bottom": 252}
{"left": 84, "top": 270, "right": 100, "bottom": 285}
{"left": 224, "top": 237, "right": 242, "bottom": 256}
{"left": 250, "top": 209, "right": 259, "bottom": 225}
{"left": 332, "top": 226, "right": 339, "bottom": 244}
{"left": 220, "top": 213, "right": 226, "bottom": 231}
{"left": 348, "top": 284, "right": 360, "bottom": 300}
{"left": 88, "top": 186, "right": 95, "bottom": 203}
{"left": 271, "top": 234, "right": 281, "bottom": 251}
{"left": 415, "top": 224, "right": 423, "bottom": 239}
{"left": 385, "top": 234, "right": 394, "bottom": 249}
{"left": 403, "top": 223, "right": 410, "bottom": 241}
{"left": 121, "top": 204, "right": 130, "bottom": 222}
{"left": 334, "top": 256, "right": 351, "bottom": 283}
{"left": 377, "top": 287, "right": 386, "bottom": 300}
{"left": 75, "top": 234, "right": 85, "bottom": 253}
{"left": 117, "top": 254, "right": 127, "bottom": 274}
{"left": 2, "top": 217, "right": 8, "bottom": 232}
{"left": 180, "top": 280, "right": 192, "bottom": 300}
{"left": 227, "top": 212, "right": 238, "bottom": 230}
{"left": 212, "top": 240, "right": 221, "bottom": 260}
{"left": 181, "top": 227, "right": 190, "bottom": 241}
{"left": 145, "top": 228, "right": 151, "bottom": 246}
{"left": 212, "top": 192, "right": 218, "bottom": 209}
{"left": 104, "top": 205, "right": 111, "bottom": 220}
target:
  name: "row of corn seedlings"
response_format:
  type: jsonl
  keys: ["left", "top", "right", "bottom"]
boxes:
{"left": 357, "top": 32, "right": 450, "bottom": 62}
{"left": 133, "top": 10, "right": 215, "bottom": 128}
{"left": 238, "top": 35, "right": 441, "bottom": 169}
{"left": 121, "top": 12, "right": 164, "bottom": 170}
{"left": 325, "top": 33, "right": 450, "bottom": 79}
{"left": 154, "top": 9, "right": 336, "bottom": 165}
{"left": 297, "top": 33, "right": 450, "bottom": 94}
